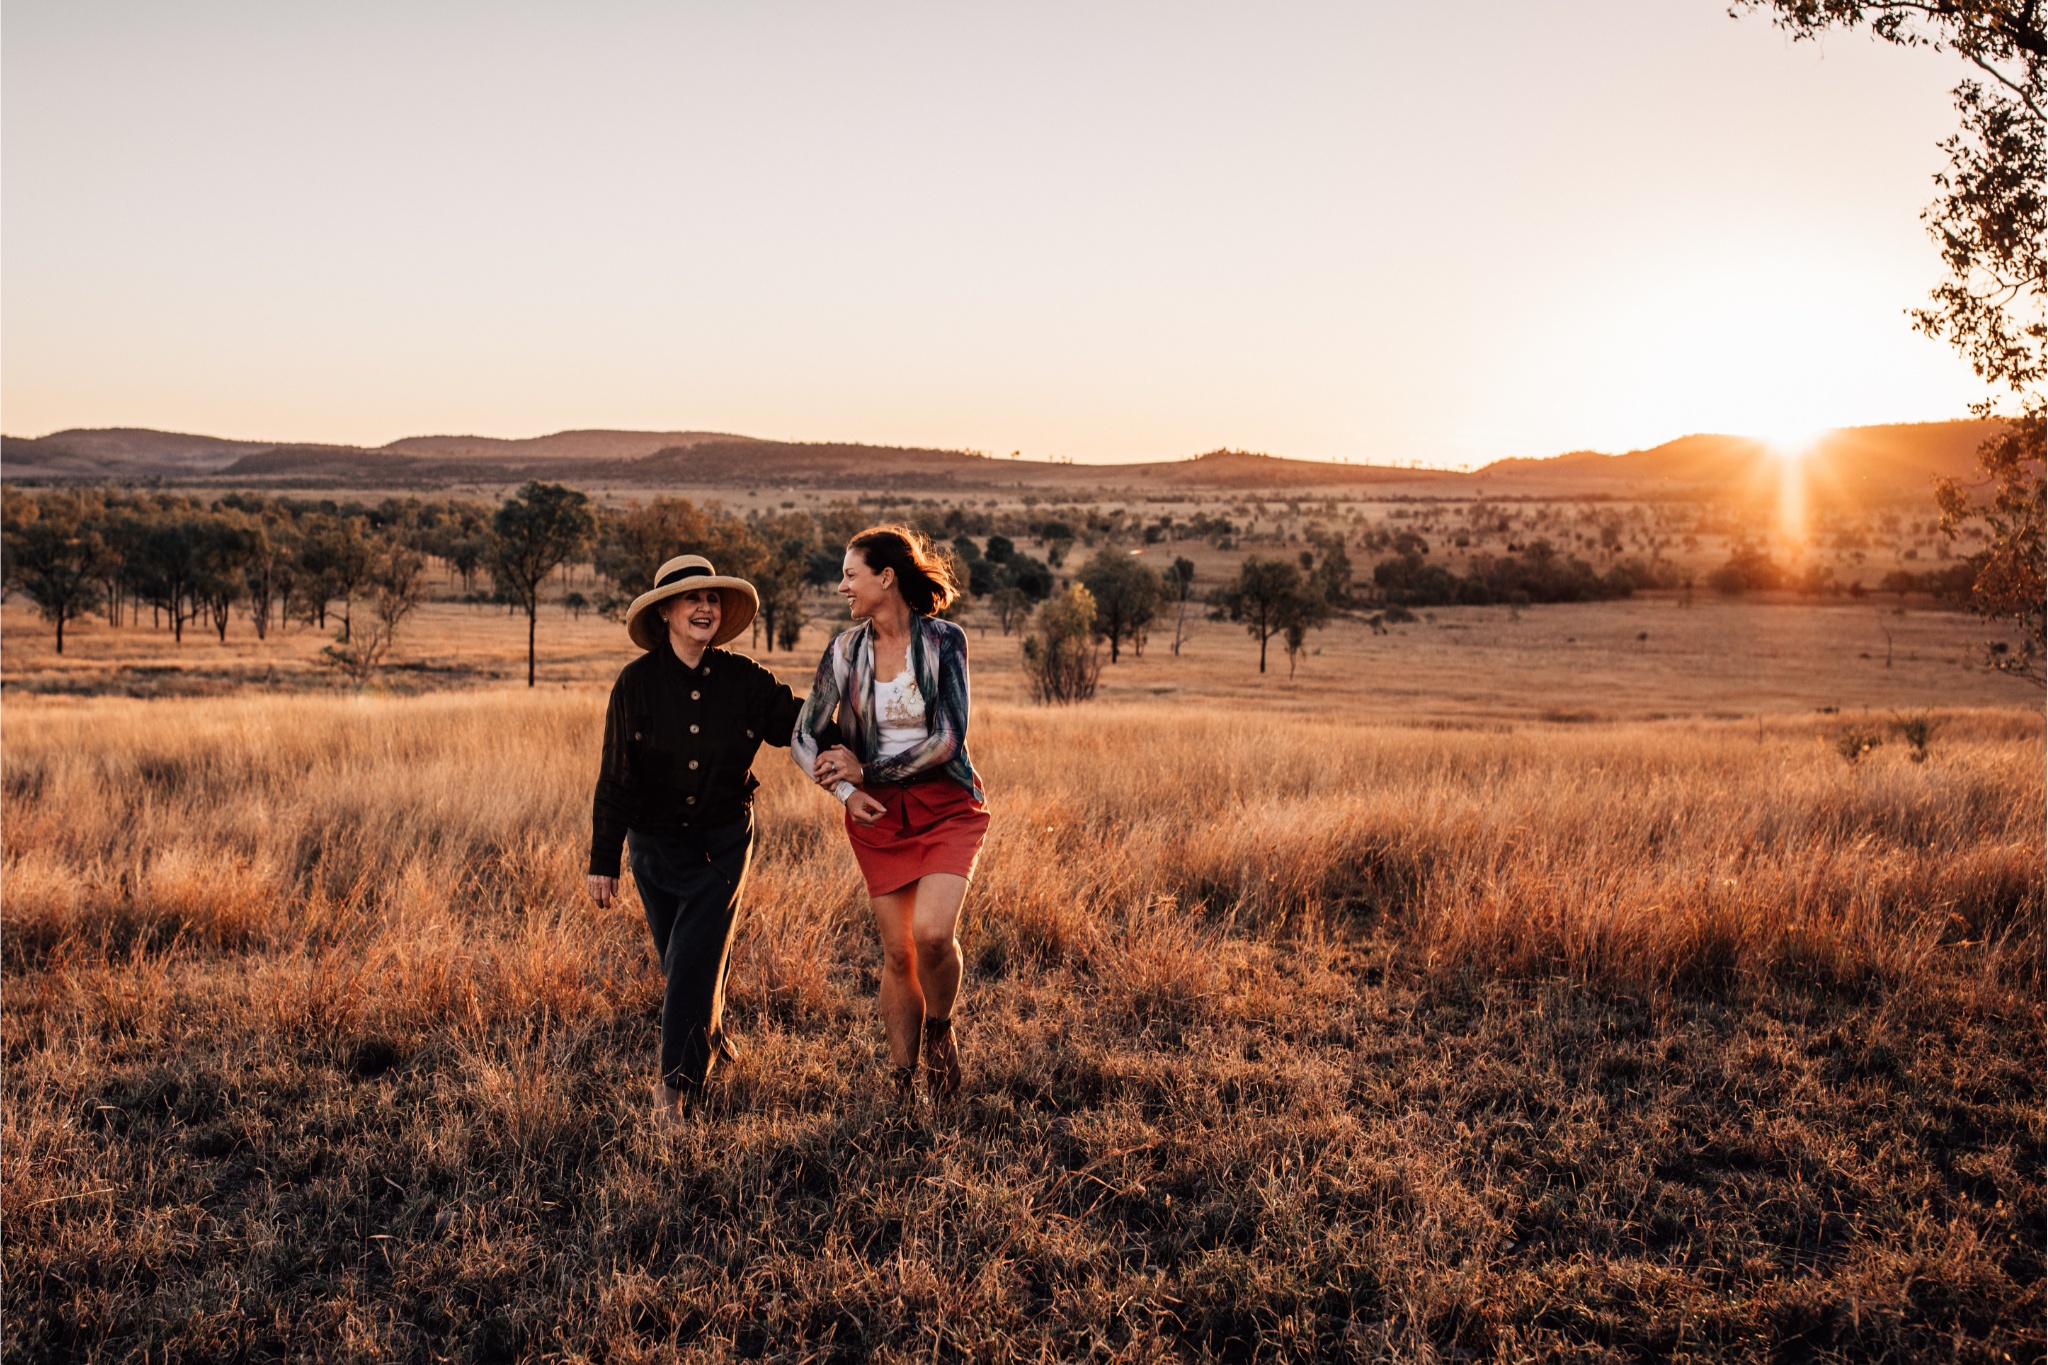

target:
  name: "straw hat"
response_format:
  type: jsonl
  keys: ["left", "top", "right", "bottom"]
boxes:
{"left": 624, "top": 554, "right": 760, "bottom": 651}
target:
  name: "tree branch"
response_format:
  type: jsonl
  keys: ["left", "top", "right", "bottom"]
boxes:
{"left": 1958, "top": 48, "right": 2048, "bottom": 117}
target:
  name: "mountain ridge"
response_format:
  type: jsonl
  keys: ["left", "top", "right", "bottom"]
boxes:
{"left": 0, "top": 418, "right": 2000, "bottom": 501}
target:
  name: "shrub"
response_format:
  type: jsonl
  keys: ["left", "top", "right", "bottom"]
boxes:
{"left": 1892, "top": 711, "right": 1940, "bottom": 762}
{"left": 1836, "top": 726, "right": 1885, "bottom": 765}
{"left": 1021, "top": 585, "right": 1101, "bottom": 703}
{"left": 1709, "top": 547, "right": 1785, "bottom": 594}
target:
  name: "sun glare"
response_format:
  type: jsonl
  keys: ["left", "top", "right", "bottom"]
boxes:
{"left": 1761, "top": 426, "right": 1827, "bottom": 544}
{"left": 1763, "top": 425, "right": 1828, "bottom": 464}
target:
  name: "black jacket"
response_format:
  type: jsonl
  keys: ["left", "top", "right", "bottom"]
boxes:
{"left": 589, "top": 645, "right": 804, "bottom": 877}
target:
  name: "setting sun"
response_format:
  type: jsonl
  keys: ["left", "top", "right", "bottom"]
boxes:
{"left": 1764, "top": 425, "right": 1830, "bottom": 462}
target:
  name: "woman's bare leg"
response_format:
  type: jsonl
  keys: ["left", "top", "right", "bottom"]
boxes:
{"left": 871, "top": 887, "right": 924, "bottom": 1067}
{"left": 910, "top": 874, "right": 970, "bottom": 1021}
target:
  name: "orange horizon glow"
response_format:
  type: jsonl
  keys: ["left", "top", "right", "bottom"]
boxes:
{"left": 1, "top": 1, "right": 1994, "bottom": 468}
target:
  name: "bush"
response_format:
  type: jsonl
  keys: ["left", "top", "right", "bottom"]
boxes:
{"left": 1836, "top": 726, "right": 1885, "bottom": 765}
{"left": 1021, "top": 585, "right": 1101, "bottom": 703}
{"left": 1709, "top": 548, "right": 1785, "bottom": 594}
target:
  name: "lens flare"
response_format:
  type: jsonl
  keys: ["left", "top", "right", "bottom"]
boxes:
{"left": 1762, "top": 426, "right": 1827, "bottom": 544}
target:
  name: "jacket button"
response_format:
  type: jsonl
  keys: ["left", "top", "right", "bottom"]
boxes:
{"left": 688, "top": 760, "right": 699, "bottom": 770}
{"left": 746, "top": 729, "right": 754, "bottom": 738}
{"left": 632, "top": 732, "right": 642, "bottom": 741}
{"left": 691, "top": 690, "right": 701, "bottom": 701}
{"left": 686, "top": 796, "right": 696, "bottom": 805}
{"left": 689, "top": 724, "right": 699, "bottom": 734}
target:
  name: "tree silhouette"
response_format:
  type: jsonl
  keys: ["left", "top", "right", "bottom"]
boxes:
{"left": 1732, "top": 0, "right": 2043, "bottom": 677}
{"left": 1, "top": 494, "right": 105, "bottom": 654}
{"left": 1209, "top": 557, "right": 1328, "bottom": 674}
{"left": 1078, "top": 549, "right": 1162, "bottom": 663}
{"left": 491, "top": 482, "right": 595, "bottom": 687}
{"left": 1164, "top": 556, "right": 1197, "bottom": 657}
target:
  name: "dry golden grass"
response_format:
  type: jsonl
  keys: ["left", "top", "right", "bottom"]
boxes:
{"left": 4, "top": 681, "right": 2043, "bottom": 1361}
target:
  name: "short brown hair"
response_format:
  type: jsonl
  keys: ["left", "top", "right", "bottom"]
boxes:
{"left": 847, "top": 525, "right": 960, "bottom": 616}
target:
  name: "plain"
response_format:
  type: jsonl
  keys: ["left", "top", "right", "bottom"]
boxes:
{"left": 2, "top": 595, "right": 2042, "bottom": 1361}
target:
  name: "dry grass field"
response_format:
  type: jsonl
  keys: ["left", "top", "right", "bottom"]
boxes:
{"left": 4, "top": 590, "right": 2042, "bottom": 1365}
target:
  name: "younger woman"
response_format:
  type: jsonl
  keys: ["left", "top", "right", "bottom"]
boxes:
{"left": 793, "top": 527, "right": 988, "bottom": 1101}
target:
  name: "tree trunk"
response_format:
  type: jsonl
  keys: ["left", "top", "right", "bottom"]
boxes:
{"left": 527, "top": 601, "right": 538, "bottom": 687}
{"left": 54, "top": 612, "right": 65, "bottom": 655}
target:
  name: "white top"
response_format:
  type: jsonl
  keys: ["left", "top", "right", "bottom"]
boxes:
{"left": 873, "top": 670, "right": 929, "bottom": 761}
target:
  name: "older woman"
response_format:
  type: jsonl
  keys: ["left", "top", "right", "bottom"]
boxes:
{"left": 589, "top": 554, "right": 803, "bottom": 1124}
{"left": 793, "top": 526, "right": 989, "bottom": 1103}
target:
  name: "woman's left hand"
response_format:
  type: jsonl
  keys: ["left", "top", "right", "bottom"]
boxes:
{"left": 813, "top": 744, "right": 862, "bottom": 788}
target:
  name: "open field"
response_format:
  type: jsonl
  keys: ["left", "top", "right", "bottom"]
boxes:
{"left": 2, "top": 592, "right": 2032, "bottom": 721}
{"left": 3, "top": 621, "right": 2042, "bottom": 1361}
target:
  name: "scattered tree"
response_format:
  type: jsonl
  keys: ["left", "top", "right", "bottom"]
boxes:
{"left": 1164, "top": 556, "right": 1198, "bottom": 657}
{"left": 1, "top": 493, "right": 105, "bottom": 654}
{"left": 1077, "top": 548, "right": 1162, "bottom": 663}
{"left": 1209, "top": 557, "right": 1328, "bottom": 674}
{"left": 322, "top": 543, "right": 427, "bottom": 687}
{"left": 989, "top": 586, "right": 1031, "bottom": 636}
{"left": 491, "top": 482, "right": 595, "bottom": 687}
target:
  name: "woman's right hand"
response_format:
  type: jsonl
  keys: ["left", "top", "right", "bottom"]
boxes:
{"left": 846, "top": 792, "right": 886, "bottom": 826}
{"left": 587, "top": 875, "right": 618, "bottom": 908}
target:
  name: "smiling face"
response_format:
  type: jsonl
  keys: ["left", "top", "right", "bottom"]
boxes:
{"left": 838, "top": 548, "right": 900, "bottom": 621}
{"left": 659, "top": 587, "right": 723, "bottom": 646}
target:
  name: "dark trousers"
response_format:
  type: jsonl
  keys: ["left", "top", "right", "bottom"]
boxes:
{"left": 627, "top": 818, "right": 753, "bottom": 1091}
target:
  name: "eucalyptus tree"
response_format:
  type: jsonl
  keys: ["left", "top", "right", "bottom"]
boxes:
{"left": 491, "top": 481, "right": 595, "bottom": 687}
{"left": 1732, "top": 0, "right": 2044, "bottom": 675}
{"left": 1077, "top": 548, "right": 1162, "bottom": 663}
{"left": 1, "top": 491, "right": 105, "bottom": 654}
{"left": 1209, "top": 557, "right": 1330, "bottom": 675}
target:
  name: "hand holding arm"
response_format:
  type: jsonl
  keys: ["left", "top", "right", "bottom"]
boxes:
{"left": 813, "top": 744, "right": 863, "bottom": 790}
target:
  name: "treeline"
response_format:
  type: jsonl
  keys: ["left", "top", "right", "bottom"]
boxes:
{"left": 1703, "top": 545, "right": 1977, "bottom": 601}
{"left": 0, "top": 487, "right": 464, "bottom": 656}
{"left": 0, "top": 484, "right": 1075, "bottom": 684}
{"left": 1367, "top": 532, "right": 1649, "bottom": 607}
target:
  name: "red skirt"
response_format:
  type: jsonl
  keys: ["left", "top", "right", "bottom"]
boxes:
{"left": 845, "top": 777, "right": 990, "bottom": 897}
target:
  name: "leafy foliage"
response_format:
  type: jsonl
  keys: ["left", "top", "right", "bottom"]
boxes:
{"left": 1020, "top": 584, "right": 1102, "bottom": 703}
{"left": 1209, "top": 557, "right": 1331, "bottom": 674}
{"left": 0, "top": 490, "right": 105, "bottom": 654}
{"left": 490, "top": 482, "right": 595, "bottom": 688}
{"left": 1732, "top": 0, "right": 2045, "bottom": 677}
{"left": 1077, "top": 549, "right": 1162, "bottom": 663}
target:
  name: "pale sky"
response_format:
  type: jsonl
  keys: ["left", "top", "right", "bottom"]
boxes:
{"left": 2, "top": 1, "right": 1992, "bottom": 465}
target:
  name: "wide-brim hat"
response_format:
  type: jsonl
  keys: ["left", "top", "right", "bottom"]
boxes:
{"left": 625, "top": 555, "right": 760, "bottom": 651}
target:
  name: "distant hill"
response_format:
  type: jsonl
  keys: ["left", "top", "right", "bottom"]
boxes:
{"left": 1474, "top": 421, "right": 2000, "bottom": 501}
{"left": 382, "top": 430, "right": 759, "bottom": 463}
{"left": 0, "top": 428, "right": 279, "bottom": 477}
{"left": 0, "top": 418, "right": 2001, "bottom": 501}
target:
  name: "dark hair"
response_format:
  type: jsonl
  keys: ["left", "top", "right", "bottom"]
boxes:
{"left": 847, "top": 525, "right": 960, "bottom": 616}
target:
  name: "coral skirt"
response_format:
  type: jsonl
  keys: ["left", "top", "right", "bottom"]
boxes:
{"left": 845, "top": 776, "right": 990, "bottom": 897}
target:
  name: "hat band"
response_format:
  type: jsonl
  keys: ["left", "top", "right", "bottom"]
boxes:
{"left": 656, "top": 564, "right": 712, "bottom": 589}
